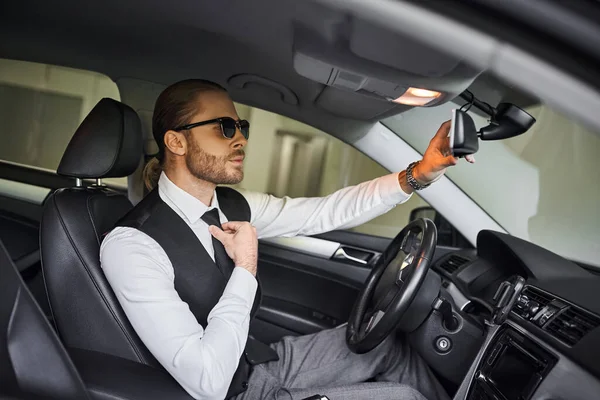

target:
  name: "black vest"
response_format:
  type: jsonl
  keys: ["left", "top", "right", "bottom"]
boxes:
{"left": 115, "top": 187, "right": 277, "bottom": 398}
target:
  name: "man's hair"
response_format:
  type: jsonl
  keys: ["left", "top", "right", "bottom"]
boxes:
{"left": 143, "top": 79, "right": 226, "bottom": 190}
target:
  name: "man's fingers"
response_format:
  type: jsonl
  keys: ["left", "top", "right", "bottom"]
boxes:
{"left": 208, "top": 225, "right": 227, "bottom": 243}
{"left": 433, "top": 120, "right": 452, "bottom": 140}
{"left": 442, "top": 154, "right": 459, "bottom": 167}
{"left": 221, "top": 221, "right": 247, "bottom": 232}
{"left": 439, "top": 137, "right": 453, "bottom": 156}
{"left": 465, "top": 154, "right": 476, "bottom": 164}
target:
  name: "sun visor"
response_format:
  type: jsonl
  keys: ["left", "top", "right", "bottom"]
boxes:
{"left": 349, "top": 20, "right": 461, "bottom": 78}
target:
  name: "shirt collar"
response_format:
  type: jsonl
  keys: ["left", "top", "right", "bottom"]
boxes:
{"left": 157, "top": 172, "right": 220, "bottom": 224}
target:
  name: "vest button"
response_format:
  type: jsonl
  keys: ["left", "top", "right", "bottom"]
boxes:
{"left": 242, "top": 381, "right": 249, "bottom": 389}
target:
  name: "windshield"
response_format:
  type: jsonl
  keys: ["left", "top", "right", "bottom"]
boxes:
{"left": 382, "top": 101, "right": 600, "bottom": 268}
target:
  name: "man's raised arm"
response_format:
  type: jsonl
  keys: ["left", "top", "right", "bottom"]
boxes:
{"left": 243, "top": 121, "right": 474, "bottom": 239}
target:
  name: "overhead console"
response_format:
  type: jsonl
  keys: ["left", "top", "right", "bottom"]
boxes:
{"left": 291, "top": 18, "right": 484, "bottom": 119}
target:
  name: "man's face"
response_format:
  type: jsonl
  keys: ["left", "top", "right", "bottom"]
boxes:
{"left": 182, "top": 91, "right": 247, "bottom": 185}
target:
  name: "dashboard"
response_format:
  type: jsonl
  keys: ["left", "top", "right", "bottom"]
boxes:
{"left": 425, "top": 230, "right": 600, "bottom": 400}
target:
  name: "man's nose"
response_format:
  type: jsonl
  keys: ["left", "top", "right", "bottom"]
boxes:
{"left": 231, "top": 128, "right": 247, "bottom": 148}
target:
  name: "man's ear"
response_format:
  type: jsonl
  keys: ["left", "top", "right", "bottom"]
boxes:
{"left": 164, "top": 130, "right": 187, "bottom": 156}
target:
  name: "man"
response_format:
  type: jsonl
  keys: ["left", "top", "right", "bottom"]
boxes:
{"left": 101, "top": 79, "right": 474, "bottom": 400}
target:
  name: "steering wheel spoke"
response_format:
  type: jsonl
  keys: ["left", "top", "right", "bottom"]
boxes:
{"left": 346, "top": 218, "right": 438, "bottom": 354}
{"left": 365, "top": 310, "right": 386, "bottom": 334}
{"left": 396, "top": 253, "right": 416, "bottom": 286}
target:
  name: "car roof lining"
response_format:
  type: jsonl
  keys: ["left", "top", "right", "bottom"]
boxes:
{"left": 0, "top": 0, "right": 486, "bottom": 144}
{"left": 318, "top": 0, "right": 600, "bottom": 135}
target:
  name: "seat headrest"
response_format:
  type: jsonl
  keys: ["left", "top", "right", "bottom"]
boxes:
{"left": 58, "top": 98, "right": 143, "bottom": 179}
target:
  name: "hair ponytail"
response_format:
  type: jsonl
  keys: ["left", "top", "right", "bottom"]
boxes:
{"left": 143, "top": 157, "right": 163, "bottom": 191}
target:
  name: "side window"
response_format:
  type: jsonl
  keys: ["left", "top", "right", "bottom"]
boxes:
{"left": 234, "top": 103, "right": 465, "bottom": 245}
{"left": 0, "top": 58, "right": 125, "bottom": 187}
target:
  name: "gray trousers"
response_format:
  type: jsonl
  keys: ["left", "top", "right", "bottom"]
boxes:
{"left": 235, "top": 325, "right": 450, "bottom": 400}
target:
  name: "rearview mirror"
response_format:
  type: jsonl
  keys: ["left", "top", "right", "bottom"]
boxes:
{"left": 451, "top": 95, "right": 536, "bottom": 156}
{"left": 479, "top": 103, "right": 536, "bottom": 141}
{"left": 450, "top": 109, "right": 479, "bottom": 157}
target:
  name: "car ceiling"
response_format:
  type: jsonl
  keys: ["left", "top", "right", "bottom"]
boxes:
{"left": 0, "top": 0, "right": 490, "bottom": 142}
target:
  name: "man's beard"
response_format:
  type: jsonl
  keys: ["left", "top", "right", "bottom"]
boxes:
{"left": 185, "top": 139, "right": 244, "bottom": 185}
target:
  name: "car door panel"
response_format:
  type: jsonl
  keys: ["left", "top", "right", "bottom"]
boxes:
{"left": 0, "top": 209, "right": 39, "bottom": 273}
{"left": 0, "top": 204, "right": 51, "bottom": 319}
{"left": 0, "top": 168, "right": 74, "bottom": 320}
{"left": 252, "top": 240, "right": 363, "bottom": 343}
{"left": 252, "top": 297, "right": 335, "bottom": 344}
{"left": 314, "top": 230, "right": 393, "bottom": 253}
{"left": 318, "top": 229, "right": 466, "bottom": 266}
{"left": 252, "top": 231, "right": 386, "bottom": 344}
{"left": 252, "top": 229, "right": 462, "bottom": 344}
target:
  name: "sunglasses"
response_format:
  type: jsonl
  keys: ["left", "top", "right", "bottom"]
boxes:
{"left": 173, "top": 117, "right": 250, "bottom": 140}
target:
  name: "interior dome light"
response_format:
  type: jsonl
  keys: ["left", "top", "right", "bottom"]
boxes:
{"left": 392, "top": 87, "right": 442, "bottom": 106}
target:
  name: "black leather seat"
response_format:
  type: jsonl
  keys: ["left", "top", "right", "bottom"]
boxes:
{"left": 1, "top": 235, "right": 193, "bottom": 400}
{"left": 37, "top": 98, "right": 328, "bottom": 400}
{"left": 0, "top": 238, "right": 91, "bottom": 399}
{"left": 40, "top": 98, "right": 157, "bottom": 367}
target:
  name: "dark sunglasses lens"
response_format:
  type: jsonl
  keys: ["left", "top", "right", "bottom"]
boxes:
{"left": 239, "top": 120, "right": 250, "bottom": 139}
{"left": 220, "top": 118, "right": 237, "bottom": 138}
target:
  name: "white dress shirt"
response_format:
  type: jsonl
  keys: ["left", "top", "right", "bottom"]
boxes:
{"left": 100, "top": 172, "right": 411, "bottom": 400}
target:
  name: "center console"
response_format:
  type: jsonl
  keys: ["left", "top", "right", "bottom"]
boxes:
{"left": 466, "top": 327, "right": 556, "bottom": 400}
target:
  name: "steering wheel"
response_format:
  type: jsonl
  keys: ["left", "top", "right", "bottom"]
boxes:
{"left": 346, "top": 218, "right": 438, "bottom": 354}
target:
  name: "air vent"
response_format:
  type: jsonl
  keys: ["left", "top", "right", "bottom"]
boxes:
{"left": 546, "top": 306, "right": 600, "bottom": 346}
{"left": 512, "top": 286, "right": 555, "bottom": 319}
{"left": 521, "top": 286, "right": 554, "bottom": 308}
{"left": 438, "top": 254, "right": 470, "bottom": 275}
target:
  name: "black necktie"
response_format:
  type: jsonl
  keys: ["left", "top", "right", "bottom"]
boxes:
{"left": 201, "top": 208, "right": 235, "bottom": 277}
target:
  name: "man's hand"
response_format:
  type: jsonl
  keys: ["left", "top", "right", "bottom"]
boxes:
{"left": 412, "top": 120, "right": 475, "bottom": 186}
{"left": 209, "top": 221, "right": 258, "bottom": 276}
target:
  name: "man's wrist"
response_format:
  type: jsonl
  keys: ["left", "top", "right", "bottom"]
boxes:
{"left": 412, "top": 161, "right": 429, "bottom": 186}
{"left": 236, "top": 259, "right": 257, "bottom": 276}
{"left": 398, "top": 170, "right": 415, "bottom": 195}
{"left": 405, "top": 161, "right": 432, "bottom": 191}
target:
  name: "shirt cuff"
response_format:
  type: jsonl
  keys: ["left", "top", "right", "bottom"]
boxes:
{"left": 379, "top": 172, "right": 412, "bottom": 206}
{"left": 224, "top": 267, "right": 258, "bottom": 306}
